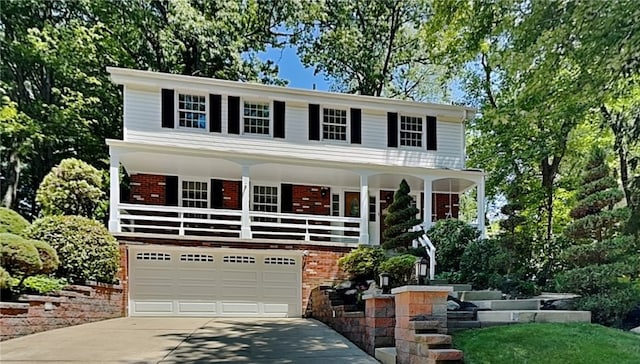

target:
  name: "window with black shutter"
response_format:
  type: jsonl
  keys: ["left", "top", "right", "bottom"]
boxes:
{"left": 426, "top": 116, "right": 437, "bottom": 150}
{"left": 161, "top": 89, "right": 175, "bottom": 128}
{"left": 350, "top": 108, "right": 361, "bottom": 144}
{"left": 387, "top": 112, "right": 398, "bottom": 147}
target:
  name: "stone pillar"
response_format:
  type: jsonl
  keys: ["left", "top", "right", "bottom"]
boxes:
{"left": 108, "top": 151, "right": 120, "bottom": 233}
{"left": 241, "top": 165, "right": 252, "bottom": 239}
{"left": 392, "top": 286, "right": 457, "bottom": 364}
{"left": 363, "top": 293, "right": 395, "bottom": 355}
{"left": 359, "top": 174, "right": 370, "bottom": 243}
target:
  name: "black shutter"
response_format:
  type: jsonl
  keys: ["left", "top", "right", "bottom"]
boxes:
{"left": 281, "top": 183, "right": 293, "bottom": 213}
{"left": 210, "top": 94, "right": 222, "bottom": 133}
{"left": 350, "top": 108, "right": 361, "bottom": 144}
{"left": 426, "top": 116, "right": 437, "bottom": 150}
{"left": 211, "top": 179, "right": 223, "bottom": 208}
{"left": 387, "top": 112, "right": 398, "bottom": 147}
{"left": 308, "top": 104, "right": 320, "bottom": 141}
{"left": 161, "top": 89, "right": 175, "bottom": 128}
{"left": 274, "top": 100, "right": 286, "bottom": 138}
{"left": 165, "top": 175, "right": 179, "bottom": 206}
{"left": 237, "top": 181, "right": 242, "bottom": 210}
{"left": 228, "top": 96, "right": 240, "bottom": 134}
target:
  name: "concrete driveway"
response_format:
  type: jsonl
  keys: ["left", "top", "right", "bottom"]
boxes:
{"left": 0, "top": 317, "right": 379, "bottom": 363}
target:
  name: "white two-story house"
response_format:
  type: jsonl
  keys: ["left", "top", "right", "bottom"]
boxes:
{"left": 106, "top": 67, "right": 485, "bottom": 318}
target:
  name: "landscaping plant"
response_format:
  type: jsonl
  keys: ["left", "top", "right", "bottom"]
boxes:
{"left": 0, "top": 207, "right": 30, "bottom": 235}
{"left": 378, "top": 254, "right": 416, "bottom": 287}
{"left": 28, "top": 215, "right": 120, "bottom": 284}
{"left": 382, "top": 179, "right": 421, "bottom": 250}
{"left": 0, "top": 232, "right": 59, "bottom": 288}
{"left": 338, "top": 245, "right": 386, "bottom": 280}
{"left": 427, "top": 219, "right": 479, "bottom": 276}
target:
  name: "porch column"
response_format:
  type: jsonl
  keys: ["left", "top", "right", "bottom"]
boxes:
{"left": 108, "top": 151, "right": 120, "bottom": 233}
{"left": 360, "top": 174, "right": 370, "bottom": 244}
{"left": 241, "top": 165, "right": 252, "bottom": 239}
{"left": 423, "top": 177, "right": 433, "bottom": 231}
{"left": 477, "top": 175, "right": 486, "bottom": 238}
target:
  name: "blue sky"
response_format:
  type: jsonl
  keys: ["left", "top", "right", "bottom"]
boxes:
{"left": 259, "top": 46, "right": 330, "bottom": 91}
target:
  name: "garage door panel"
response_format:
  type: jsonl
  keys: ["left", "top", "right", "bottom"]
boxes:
{"left": 134, "top": 301, "right": 174, "bottom": 313}
{"left": 178, "top": 302, "right": 217, "bottom": 314}
{"left": 130, "top": 247, "right": 301, "bottom": 317}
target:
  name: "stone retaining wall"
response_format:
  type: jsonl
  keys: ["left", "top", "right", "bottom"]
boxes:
{"left": 0, "top": 282, "right": 124, "bottom": 341}
{"left": 309, "top": 286, "right": 395, "bottom": 355}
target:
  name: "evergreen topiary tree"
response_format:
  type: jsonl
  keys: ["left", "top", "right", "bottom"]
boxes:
{"left": 556, "top": 148, "right": 638, "bottom": 326}
{"left": 382, "top": 179, "right": 422, "bottom": 250}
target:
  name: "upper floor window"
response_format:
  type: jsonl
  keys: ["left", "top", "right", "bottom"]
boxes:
{"left": 178, "top": 94, "right": 207, "bottom": 129}
{"left": 244, "top": 101, "right": 270, "bottom": 135}
{"left": 400, "top": 115, "right": 423, "bottom": 147}
{"left": 323, "top": 108, "right": 347, "bottom": 141}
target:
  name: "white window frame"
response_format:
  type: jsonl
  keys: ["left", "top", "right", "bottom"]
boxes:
{"left": 242, "top": 99, "right": 272, "bottom": 137}
{"left": 321, "top": 106, "right": 349, "bottom": 143}
{"left": 175, "top": 92, "right": 208, "bottom": 131}
{"left": 179, "top": 178, "right": 209, "bottom": 209}
{"left": 399, "top": 114, "right": 424, "bottom": 149}
{"left": 251, "top": 183, "right": 279, "bottom": 213}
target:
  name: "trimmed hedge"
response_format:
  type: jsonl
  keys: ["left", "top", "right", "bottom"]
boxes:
{"left": 0, "top": 207, "right": 29, "bottom": 235}
{"left": 0, "top": 233, "right": 42, "bottom": 279}
{"left": 31, "top": 240, "right": 60, "bottom": 274}
{"left": 28, "top": 215, "right": 120, "bottom": 283}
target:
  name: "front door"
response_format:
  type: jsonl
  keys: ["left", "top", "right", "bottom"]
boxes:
{"left": 344, "top": 191, "right": 360, "bottom": 218}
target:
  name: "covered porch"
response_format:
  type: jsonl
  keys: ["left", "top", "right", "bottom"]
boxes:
{"left": 108, "top": 141, "right": 485, "bottom": 246}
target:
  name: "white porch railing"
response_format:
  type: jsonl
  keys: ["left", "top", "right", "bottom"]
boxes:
{"left": 117, "top": 203, "right": 361, "bottom": 243}
{"left": 412, "top": 226, "right": 436, "bottom": 280}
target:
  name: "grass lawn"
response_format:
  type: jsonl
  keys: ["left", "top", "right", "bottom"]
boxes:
{"left": 452, "top": 323, "right": 640, "bottom": 364}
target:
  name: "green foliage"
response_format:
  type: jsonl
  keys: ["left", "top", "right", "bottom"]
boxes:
{"left": 453, "top": 323, "right": 640, "bottom": 364}
{"left": 378, "top": 254, "right": 416, "bottom": 286}
{"left": 28, "top": 215, "right": 120, "bottom": 283}
{"left": 575, "top": 287, "right": 640, "bottom": 328}
{"left": 14, "top": 275, "right": 68, "bottom": 295}
{"left": 459, "top": 238, "right": 507, "bottom": 290}
{"left": 382, "top": 180, "right": 422, "bottom": 250}
{"left": 36, "top": 158, "right": 106, "bottom": 219}
{"left": 0, "top": 266, "right": 12, "bottom": 289}
{"left": 0, "top": 207, "right": 30, "bottom": 235}
{"left": 30, "top": 240, "right": 59, "bottom": 274}
{"left": 0, "top": 233, "right": 43, "bottom": 280}
{"left": 338, "top": 245, "right": 386, "bottom": 280}
{"left": 428, "top": 219, "right": 479, "bottom": 273}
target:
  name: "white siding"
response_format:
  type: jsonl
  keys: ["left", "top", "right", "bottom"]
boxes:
{"left": 122, "top": 87, "right": 466, "bottom": 170}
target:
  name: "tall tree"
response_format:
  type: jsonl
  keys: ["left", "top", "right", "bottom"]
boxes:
{"left": 293, "top": 0, "right": 446, "bottom": 99}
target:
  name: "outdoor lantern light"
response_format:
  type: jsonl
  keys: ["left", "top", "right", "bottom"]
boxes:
{"left": 379, "top": 272, "right": 391, "bottom": 294}
{"left": 415, "top": 257, "right": 429, "bottom": 285}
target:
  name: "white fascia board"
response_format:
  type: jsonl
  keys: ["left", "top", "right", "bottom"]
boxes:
{"left": 107, "top": 67, "right": 476, "bottom": 121}
{"left": 107, "top": 138, "right": 484, "bottom": 179}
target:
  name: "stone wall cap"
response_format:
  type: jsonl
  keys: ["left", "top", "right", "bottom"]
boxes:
{"left": 362, "top": 293, "right": 395, "bottom": 300}
{"left": 391, "top": 285, "right": 453, "bottom": 294}
{"left": 18, "top": 295, "right": 67, "bottom": 303}
{"left": 0, "top": 302, "right": 30, "bottom": 309}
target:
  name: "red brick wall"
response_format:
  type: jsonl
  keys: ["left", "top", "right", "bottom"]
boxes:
{"left": 292, "top": 185, "right": 330, "bottom": 215}
{"left": 130, "top": 174, "right": 166, "bottom": 205}
{"left": 222, "top": 180, "right": 241, "bottom": 209}
{"left": 302, "top": 248, "right": 348, "bottom": 313}
{"left": 0, "top": 283, "right": 124, "bottom": 341}
{"left": 118, "top": 245, "right": 129, "bottom": 317}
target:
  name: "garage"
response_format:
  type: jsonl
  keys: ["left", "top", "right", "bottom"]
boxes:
{"left": 128, "top": 246, "right": 302, "bottom": 317}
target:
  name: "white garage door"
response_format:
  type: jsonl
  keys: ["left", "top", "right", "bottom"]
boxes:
{"left": 129, "top": 246, "right": 301, "bottom": 317}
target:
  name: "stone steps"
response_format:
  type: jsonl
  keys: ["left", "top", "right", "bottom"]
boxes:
{"left": 469, "top": 299, "right": 541, "bottom": 311}
{"left": 375, "top": 347, "right": 396, "bottom": 364}
{"left": 451, "top": 290, "right": 503, "bottom": 301}
{"left": 477, "top": 310, "right": 591, "bottom": 323}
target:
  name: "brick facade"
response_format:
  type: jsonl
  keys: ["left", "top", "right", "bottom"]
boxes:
{"left": 130, "top": 174, "right": 166, "bottom": 205}
{"left": 0, "top": 283, "right": 124, "bottom": 341}
{"left": 292, "top": 185, "right": 330, "bottom": 215}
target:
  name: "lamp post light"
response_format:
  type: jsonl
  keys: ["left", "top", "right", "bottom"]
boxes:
{"left": 379, "top": 272, "right": 391, "bottom": 294}
{"left": 415, "top": 257, "right": 429, "bottom": 285}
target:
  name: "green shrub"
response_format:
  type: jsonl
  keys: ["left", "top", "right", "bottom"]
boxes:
{"left": 0, "top": 266, "right": 12, "bottom": 289}
{"left": 428, "top": 219, "right": 480, "bottom": 273}
{"left": 28, "top": 215, "right": 120, "bottom": 283}
{"left": 0, "top": 233, "right": 43, "bottom": 280}
{"left": 576, "top": 286, "right": 640, "bottom": 327}
{"left": 36, "top": 158, "right": 106, "bottom": 219}
{"left": 338, "top": 245, "right": 386, "bottom": 280}
{"left": 379, "top": 254, "right": 416, "bottom": 286}
{"left": 460, "top": 238, "right": 508, "bottom": 289}
{"left": 30, "top": 240, "right": 59, "bottom": 274}
{"left": 0, "top": 207, "right": 30, "bottom": 235}
{"left": 16, "top": 275, "right": 68, "bottom": 295}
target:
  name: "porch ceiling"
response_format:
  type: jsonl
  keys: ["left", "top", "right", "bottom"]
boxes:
{"left": 120, "top": 152, "right": 242, "bottom": 178}
{"left": 432, "top": 178, "right": 476, "bottom": 193}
